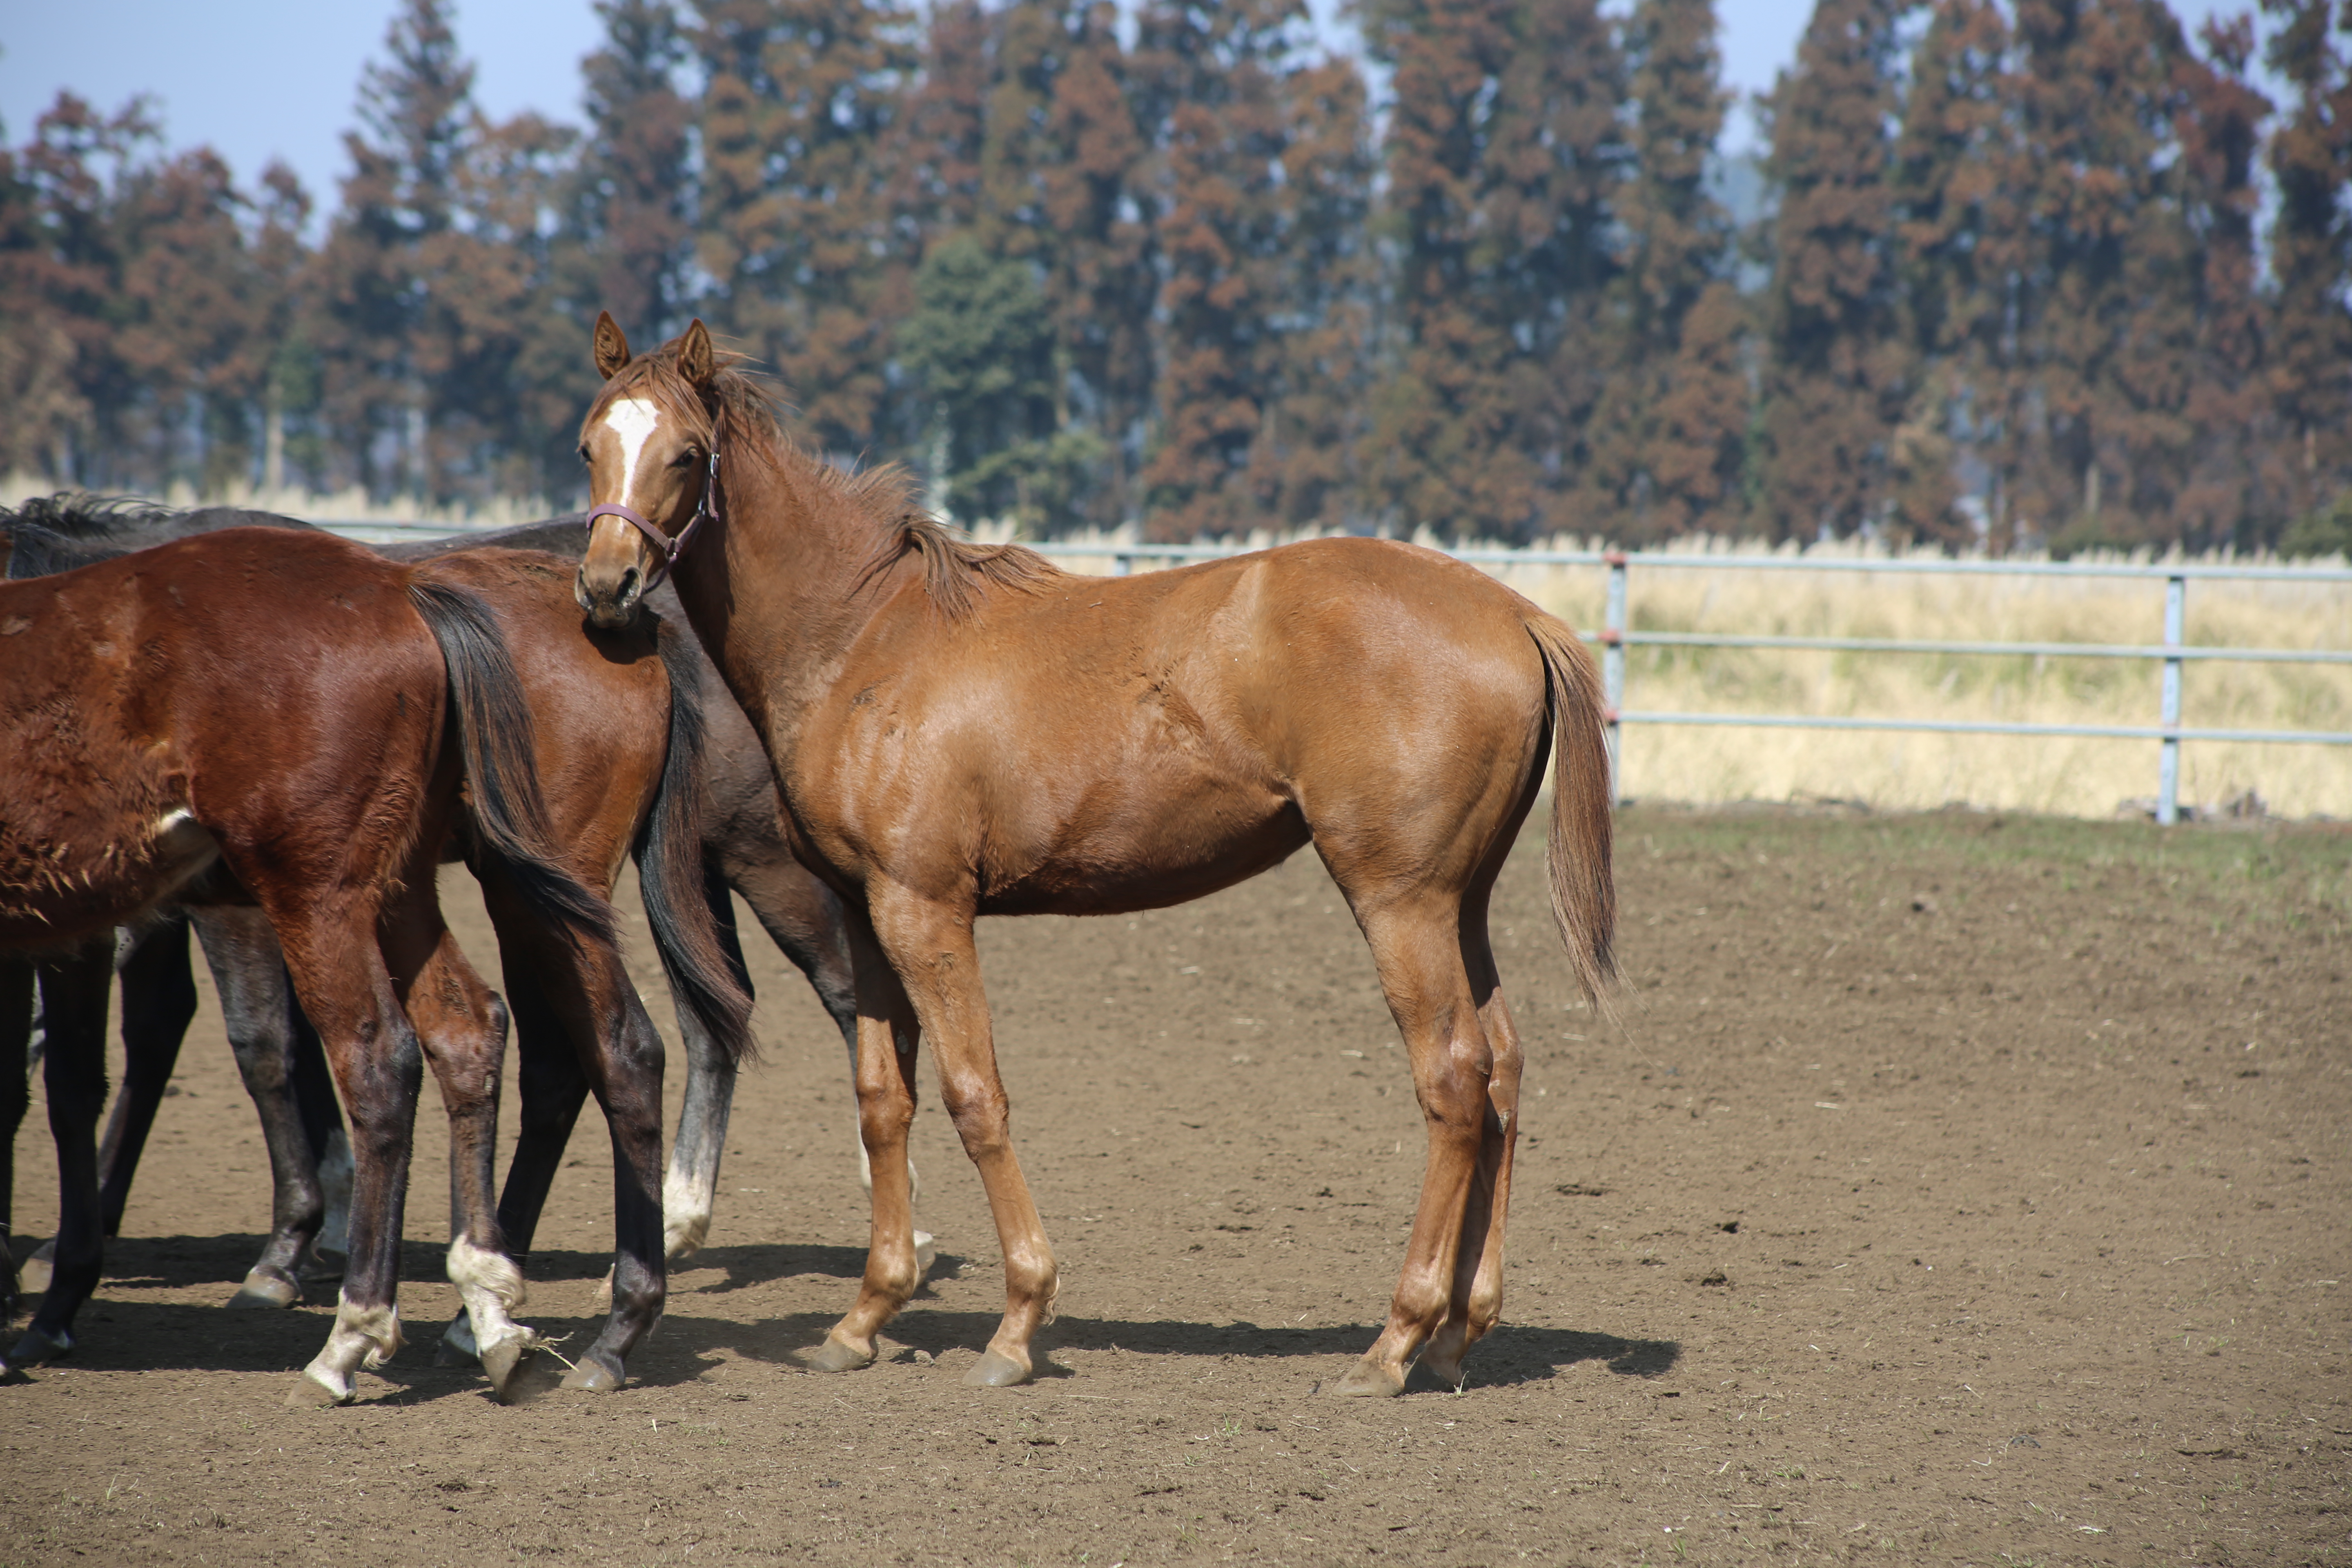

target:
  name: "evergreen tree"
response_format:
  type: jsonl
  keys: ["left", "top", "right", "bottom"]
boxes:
{"left": 570, "top": 0, "right": 695, "bottom": 342}
{"left": 1757, "top": 0, "right": 1908, "bottom": 543}
{"left": 900, "top": 232, "right": 1064, "bottom": 524}
{"left": 1254, "top": 51, "right": 1376, "bottom": 531}
{"left": 1362, "top": 0, "right": 1628, "bottom": 541}
{"left": 2263, "top": 0, "right": 2352, "bottom": 521}
{"left": 1593, "top": 0, "right": 1746, "bottom": 541}
{"left": 1136, "top": 0, "right": 1301, "bottom": 539}
{"left": 308, "top": 0, "right": 476, "bottom": 496}
{"left": 1892, "top": 0, "right": 2012, "bottom": 546}
{"left": 690, "top": 0, "right": 916, "bottom": 460}
{"left": 2169, "top": 14, "right": 2274, "bottom": 548}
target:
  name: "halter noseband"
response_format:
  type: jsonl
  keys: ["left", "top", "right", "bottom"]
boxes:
{"left": 585, "top": 447, "right": 720, "bottom": 590}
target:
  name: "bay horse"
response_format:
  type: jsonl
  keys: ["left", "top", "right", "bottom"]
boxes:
{"left": 572, "top": 316, "right": 1617, "bottom": 1396}
{"left": 0, "top": 527, "right": 750, "bottom": 1402}
{"left": 0, "top": 501, "right": 929, "bottom": 1339}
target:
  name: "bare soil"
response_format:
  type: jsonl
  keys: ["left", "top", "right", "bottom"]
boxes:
{"left": 5, "top": 808, "right": 2348, "bottom": 1566}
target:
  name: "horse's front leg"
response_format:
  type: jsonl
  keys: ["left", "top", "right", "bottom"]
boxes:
{"left": 876, "top": 889, "right": 1053, "bottom": 1388}
{"left": 804, "top": 904, "right": 927, "bottom": 1374}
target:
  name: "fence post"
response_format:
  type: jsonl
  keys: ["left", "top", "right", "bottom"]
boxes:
{"left": 2158, "top": 572, "right": 2185, "bottom": 825}
{"left": 1603, "top": 551, "right": 1627, "bottom": 802}
{"left": 1112, "top": 552, "right": 1132, "bottom": 577}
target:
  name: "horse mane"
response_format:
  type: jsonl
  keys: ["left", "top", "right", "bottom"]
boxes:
{"left": 2, "top": 523, "right": 118, "bottom": 580}
{"left": 2, "top": 492, "right": 179, "bottom": 539}
{"left": 592, "top": 335, "right": 1065, "bottom": 620}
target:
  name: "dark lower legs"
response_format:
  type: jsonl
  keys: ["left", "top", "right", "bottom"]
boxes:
{"left": 6, "top": 944, "right": 115, "bottom": 1372}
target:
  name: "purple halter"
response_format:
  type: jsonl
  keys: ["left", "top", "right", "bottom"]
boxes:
{"left": 585, "top": 447, "right": 720, "bottom": 590}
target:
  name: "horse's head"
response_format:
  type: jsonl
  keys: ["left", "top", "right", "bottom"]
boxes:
{"left": 575, "top": 312, "right": 721, "bottom": 629}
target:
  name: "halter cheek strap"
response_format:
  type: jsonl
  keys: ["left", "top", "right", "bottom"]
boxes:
{"left": 585, "top": 448, "right": 721, "bottom": 590}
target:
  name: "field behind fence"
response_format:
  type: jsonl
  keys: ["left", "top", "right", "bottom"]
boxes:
{"left": 11, "top": 475, "right": 2348, "bottom": 821}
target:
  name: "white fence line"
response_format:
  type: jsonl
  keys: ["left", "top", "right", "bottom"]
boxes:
{"left": 1023, "top": 541, "right": 2352, "bottom": 826}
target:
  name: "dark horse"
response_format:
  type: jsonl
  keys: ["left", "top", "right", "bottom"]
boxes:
{"left": 573, "top": 316, "right": 1618, "bottom": 1396}
{"left": 0, "top": 526, "right": 751, "bottom": 1401}
{"left": 0, "top": 499, "right": 927, "bottom": 1354}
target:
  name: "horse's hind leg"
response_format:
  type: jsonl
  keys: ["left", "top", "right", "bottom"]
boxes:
{"left": 190, "top": 908, "right": 335, "bottom": 1308}
{"left": 1330, "top": 897, "right": 1497, "bottom": 1399}
{"left": 6, "top": 944, "right": 115, "bottom": 1372}
{"left": 382, "top": 902, "right": 539, "bottom": 1401}
{"left": 1415, "top": 903, "right": 1526, "bottom": 1388}
{"left": 733, "top": 857, "right": 937, "bottom": 1281}
{"left": 662, "top": 861, "right": 748, "bottom": 1265}
{"left": 275, "top": 909, "right": 425, "bottom": 1407}
{"left": 1, "top": 959, "right": 31, "bottom": 1325}
{"left": 96, "top": 915, "right": 197, "bottom": 1236}
{"left": 438, "top": 954, "right": 589, "bottom": 1368}
{"left": 479, "top": 871, "right": 665, "bottom": 1394}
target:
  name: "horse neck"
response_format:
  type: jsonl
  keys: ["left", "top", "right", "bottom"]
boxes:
{"left": 670, "top": 440, "right": 900, "bottom": 734}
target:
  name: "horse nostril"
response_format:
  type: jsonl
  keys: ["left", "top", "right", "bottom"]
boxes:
{"left": 618, "top": 566, "right": 641, "bottom": 603}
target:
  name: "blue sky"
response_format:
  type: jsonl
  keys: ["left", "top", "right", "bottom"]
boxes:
{"left": 0, "top": 0, "right": 2263, "bottom": 218}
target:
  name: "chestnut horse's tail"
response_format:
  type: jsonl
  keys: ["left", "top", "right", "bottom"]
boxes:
{"left": 406, "top": 580, "right": 619, "bottom": 953}
{"left": 635, "top": 625, "right": 757, "bottom": 1067}
{"left": 1524, "top": 611, "right": 1619, "bottom": 1008}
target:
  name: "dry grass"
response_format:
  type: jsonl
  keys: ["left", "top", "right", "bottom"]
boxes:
{"left": 1031, "top": 523, "right": 2352, "bottom": 822}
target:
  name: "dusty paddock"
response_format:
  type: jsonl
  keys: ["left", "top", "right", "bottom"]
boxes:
{"left": 5, "top": 808, "right": 2348, "bottom": 1566}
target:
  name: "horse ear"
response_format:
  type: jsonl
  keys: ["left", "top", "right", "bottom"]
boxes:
{"left": 593, "top": 311, "right": 630, "bottom": 379}
{"left": 679, "top": 318, "right": 715, "bottom": 391}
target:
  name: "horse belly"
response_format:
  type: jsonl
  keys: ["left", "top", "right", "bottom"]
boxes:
{"left": 976, "top": 795, "right": 1311, "bottom": 918}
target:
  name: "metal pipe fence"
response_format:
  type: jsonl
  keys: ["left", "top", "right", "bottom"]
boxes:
{"left": 1028, "top": 541, "right": 2352, "bottom": 826}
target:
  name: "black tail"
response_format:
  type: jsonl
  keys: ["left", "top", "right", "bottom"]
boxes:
{"left": 635, "top": 626, "right": 758, "bottom": 1066}
{"left": 405, "top": 581, "right": 617, "bottom": 952}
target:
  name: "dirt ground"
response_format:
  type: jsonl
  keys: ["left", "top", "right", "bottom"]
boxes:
{"left": 4, "top": 807, "right": 2347, "bottom": 1567}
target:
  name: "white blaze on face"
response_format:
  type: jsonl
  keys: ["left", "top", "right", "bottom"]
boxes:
{"left": 601, "top": 396, "right": 664, "bottom": 508}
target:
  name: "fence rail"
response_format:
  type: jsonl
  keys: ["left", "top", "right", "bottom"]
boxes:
{"left": 317, "top": 523, "right": 2350, "bottom": 823}
{"left": 1024, "top": 541, "right": 2352, "bottom": 825}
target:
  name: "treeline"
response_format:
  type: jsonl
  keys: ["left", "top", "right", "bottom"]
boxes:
{"left": 2, "top": 0, "right": 2347, "bottom": 550}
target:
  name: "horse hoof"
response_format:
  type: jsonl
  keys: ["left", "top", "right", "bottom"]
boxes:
{"left": 284, "top": 1371, "right": 349, "bottom": 1409}
{"left": 229, "top": 1269, "right": 303, "bottom": 1310}
{"left": 962, "top": 1349, "right": 1032, "bottom": 1388}
{"left": 1415, "top": 1354, "right": 1467, "bottom": 1392}
{"left": 480, "top": 1338, "right": 541, "bottom": 1402}
{"left": 559, "top": 1356, "right": 624, "bottom": 1393}
{"left": 8, "top": 1325, "right": 72, "bottom": 1368}
{"left": 432, "top": 1338, "right": 481, "bottom": 1368}
{"left": 913, "top": 1232, "right": 938, "bottom": 1284}
{"left": 799, "top": 1334, "right": 875, "bottom": 1374}
{"left": 1327, "top": 1357, "right": 1407, "bottom": 1398}
{"left": 299, "top": 1248, "right": 347, "bottom": 1285}
{"left": 18, "top": 1252, "right": 51, "bottom": 1296}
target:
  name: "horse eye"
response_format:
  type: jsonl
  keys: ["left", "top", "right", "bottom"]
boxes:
{"left": 576, "top": 445, "right": 590, "bottom": 464}
{"left": 671, "top": 449, "right": 697, "bottom": 468}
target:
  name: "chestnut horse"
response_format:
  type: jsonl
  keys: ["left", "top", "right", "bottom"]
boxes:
{"left": 0, "top": 528, "right": 748, "bottom": 1402}
{"left": 572, "top": 316, "right": 1617, "bottom": 1396}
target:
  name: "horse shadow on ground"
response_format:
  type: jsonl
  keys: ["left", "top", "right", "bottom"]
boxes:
{"left": 4, "top": 1232, "right": 1679, "bottom": 1403}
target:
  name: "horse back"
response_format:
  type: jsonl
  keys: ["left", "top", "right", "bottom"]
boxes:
{"left": 0, "top": 528, "right": 447, "bottom": 949}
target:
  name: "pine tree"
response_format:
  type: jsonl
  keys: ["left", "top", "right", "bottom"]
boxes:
{"left": 1757, "top": 0, "right": 1908, "bottom": 543}
{"left": 2263, "top": 0, "right": 2352, "bottom": 521}
{"left": 570, "top": 0, "right": 695, "bottom": 341}
{"left": 2169, "top": 14, "right": 2274, "bottom": 548}
{"left": 1254, "top": 51, "right": 1376, "bottom": 530}
{"left": 1593, "top": 0, "right": 1745, "bottom": 541}
{"left": 1997, "top": 0, "right": 2209, "bottom": 550}
{"left": 1136, "top": 0, "right": 1300, "bottom": 539}
{"left": 1891, "top": 0, "right": 2012, "bottom": 546}
{"left": 1362, "top": 0, "right": 1628, "bottom": 541}
{"left": 690, "top": 0, "right": 915, "bottom": 460}
{"left": 308, "top": 0, "right": 476, "bottom": 497}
